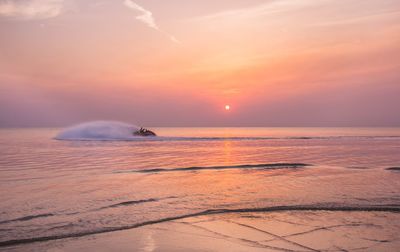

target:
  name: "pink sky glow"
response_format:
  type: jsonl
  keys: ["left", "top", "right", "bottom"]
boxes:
{"left": 0, "top": 0, "right": 399, "bottom": 127}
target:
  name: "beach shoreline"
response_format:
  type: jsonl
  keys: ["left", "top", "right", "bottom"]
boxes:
{"left": 4, "top": 210, "right": 399, "bottom": 252}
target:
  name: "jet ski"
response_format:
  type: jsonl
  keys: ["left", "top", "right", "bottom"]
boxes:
{"left": 133, "top": 127, "right": 157, "bottom": 137}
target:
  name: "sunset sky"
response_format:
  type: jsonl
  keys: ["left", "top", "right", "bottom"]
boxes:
{"left": 0, "top": 0, "right": 399, "bottom": 127}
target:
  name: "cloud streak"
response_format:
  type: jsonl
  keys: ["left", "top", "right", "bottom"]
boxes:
{"left": 123, "top": 0, "right": 180, "bottom": 44}
{"left": 123, "top": 0, "right": 158, "bottom": 29}
{"left": 194, "top": 0, "right": 323, "bottom": 21}
{"left": 0, "top": 0, "right": 64, "bottom": 20}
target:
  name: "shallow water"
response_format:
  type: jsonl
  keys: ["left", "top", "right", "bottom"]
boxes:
{"left": 0, "top": 127, "right": 400, "bottom": 248}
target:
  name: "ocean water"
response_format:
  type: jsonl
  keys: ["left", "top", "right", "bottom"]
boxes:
{"left": 0, "top": 125, "right": 400, "bottom": 248}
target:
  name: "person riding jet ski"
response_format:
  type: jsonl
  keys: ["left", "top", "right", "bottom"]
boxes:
{"left": 133, "top": 127, "right": 157, "bottom": 136}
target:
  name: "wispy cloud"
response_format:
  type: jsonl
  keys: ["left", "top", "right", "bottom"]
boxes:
{"left": 194, "top": 0, "right": 322, "bottom": 21}
{"left": 123, "top": 0, "right": 157, "bottom": 29}
{"left": 194, "top": 0, "right": 400, "bottom": 27}
{"left": 123, "top": 0, "right": 180, "bottom": 44}
{"left": 0, "top": 0, "right": 64, "bottom": 20}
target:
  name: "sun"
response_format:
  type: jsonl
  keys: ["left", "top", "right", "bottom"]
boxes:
{"left": 225, "top": 105, "right": 230, "bottom": 111}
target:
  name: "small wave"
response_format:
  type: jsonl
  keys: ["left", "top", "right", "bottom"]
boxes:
{"left": 95, "top": 196, "right": 178, "bottom": 211}
{"left": 386, "top": 167, "right": 400, "bottom": 171}
{"left": 346, "top": 166, "right": 370, "bottom": 170}
{"left": 0, "top": 213, "right": 54, "bottom": 225}
{"left": 0, "top": 198, "right": 168, "bottom": 226}
{"left": 95, "top": 197, "right": 173, "bottom": 211}
{"left": 115, "top": 163, "right": 310, "bottom": 174}
{"left": 1, "top": 204, "right": 399, "bottom": 247}
{"left": 100, "top": 199, "right": 158, "bottom": 209}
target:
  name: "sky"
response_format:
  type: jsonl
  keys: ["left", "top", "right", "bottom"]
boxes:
{"left": 0, "top": 0, "right": 399, "bottom": 127}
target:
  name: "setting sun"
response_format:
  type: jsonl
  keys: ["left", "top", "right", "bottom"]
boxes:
{"left": 225, "top": 105, "right": 230, "bottom": 111}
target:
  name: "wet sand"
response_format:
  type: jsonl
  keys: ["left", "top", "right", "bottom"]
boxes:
{"left": 5, "top": 211, "right": 400, "bottom": 252}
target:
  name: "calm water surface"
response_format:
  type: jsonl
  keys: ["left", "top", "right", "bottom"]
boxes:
{"left": 0, "top": 127, "right": 400, "bottom": 247}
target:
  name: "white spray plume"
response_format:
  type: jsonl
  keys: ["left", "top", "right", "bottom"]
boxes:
{"left": 56, "top": 121, "right": 141, "bottom": 140}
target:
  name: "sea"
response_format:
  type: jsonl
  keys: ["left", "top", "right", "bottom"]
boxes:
{"left": 1, "top": 122, "right": 400, "bottom": 249}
